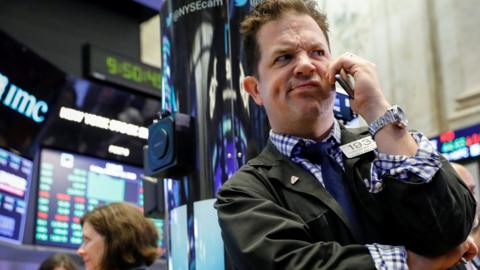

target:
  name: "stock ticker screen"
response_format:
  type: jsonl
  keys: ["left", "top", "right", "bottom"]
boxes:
{"left": 0, "top": 147, "right": 32, "bottom": 244}
{"left": 34, "top": 148, "right": 145, "bottom": 249}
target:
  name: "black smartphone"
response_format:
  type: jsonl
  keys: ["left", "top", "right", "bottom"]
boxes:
{"left": 333, "top": 71, "right": 356, "bottom": 123}
{"left": 335, "top": 73, "right": 354, "bottom": 99}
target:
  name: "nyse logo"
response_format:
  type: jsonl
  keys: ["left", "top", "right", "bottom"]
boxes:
{"left": 0, "top": 72, "right": 49, "bottom": 123}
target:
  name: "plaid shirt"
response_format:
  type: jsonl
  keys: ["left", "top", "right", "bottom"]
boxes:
{"left": 270, "top": 120, "right": 442, "bottom": 270}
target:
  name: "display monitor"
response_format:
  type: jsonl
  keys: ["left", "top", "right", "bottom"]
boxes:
{"left": 40, "top": 75, "right": 161, "bottom": 167}
{"left": 0, "top": 147, "right": 33, "bottom": 244}
{"left": 0, "top": 30, "right": 66, "bottom": 158}
{"left": 34, "top": 148, "right": 146, "bottom": 249}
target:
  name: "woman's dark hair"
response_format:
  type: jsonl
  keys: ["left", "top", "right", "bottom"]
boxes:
{"left": 80, "top": 202, "right": 159, "bottom": 270}
{"left": 39, "top": 253, "right": 78, "bottom": 270}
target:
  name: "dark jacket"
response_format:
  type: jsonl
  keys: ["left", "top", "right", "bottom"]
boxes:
{"left": 215, "top": 126, "right": 476, "bottom": 270}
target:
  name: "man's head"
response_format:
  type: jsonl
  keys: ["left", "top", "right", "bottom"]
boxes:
{"left": 452, "top": 162, "right": 476, "bottom": 194}
{"left": 241, "top": 0, "right": 335, "bottom": 138}
{"left": 451, "top": 163, "right": 480, "bottom": 256}
{"left": 241, "top": 0, "right": 330, "bottom": 76}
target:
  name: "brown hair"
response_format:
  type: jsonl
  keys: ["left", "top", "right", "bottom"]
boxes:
{"left": 39, "top": 253, "right": 78, "bottom": 270}
{"left": 241, "top": 0, "right": 330, "bottom": 76}
{"left": 80, "top": 202, "right": 159, "bottom": 270}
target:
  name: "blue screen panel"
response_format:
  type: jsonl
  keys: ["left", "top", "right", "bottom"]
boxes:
{"left": 0, "top": 147, "right": 33, "bottom": 244}
{"left": 169, "top": 204, "right": 188, "bottom": 270}
{"left": 194, "top": 199, "right": 224, "bottom": 270}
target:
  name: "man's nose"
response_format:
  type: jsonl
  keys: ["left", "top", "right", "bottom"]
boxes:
{"left": 293, "top": 53, "right": 315, "bottom": 77}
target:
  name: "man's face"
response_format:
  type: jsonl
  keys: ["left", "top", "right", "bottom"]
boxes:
{"left": 244, "top": 12, "right": 334, "bottom": 137}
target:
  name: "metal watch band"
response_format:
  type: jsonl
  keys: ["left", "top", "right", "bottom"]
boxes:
{"left": 368, "top": 105, "right": 408, "bottom": 137}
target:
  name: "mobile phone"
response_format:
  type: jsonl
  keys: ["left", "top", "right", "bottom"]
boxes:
{"left": 335, "top": 73, "right": 354, "bottom": 99}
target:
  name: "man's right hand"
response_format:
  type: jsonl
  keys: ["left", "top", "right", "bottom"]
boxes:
{"left": 407, "top": 237, "right": 478, "bottom": 270}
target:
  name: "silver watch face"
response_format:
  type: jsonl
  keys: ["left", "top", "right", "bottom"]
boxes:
{"left": 392, "top": 105, "right": 408, "bottom": 126}
{"left": 369, "top": 105, "right": 408, "bottom": 136}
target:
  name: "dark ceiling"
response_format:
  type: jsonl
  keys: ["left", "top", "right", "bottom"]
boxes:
{"left": 82, "top": 0, "right": 159, "bottom": 22}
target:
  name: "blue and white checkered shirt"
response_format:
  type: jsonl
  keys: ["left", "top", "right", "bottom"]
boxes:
{"left": 270, "top": 119, "right": 442, "bottom": 270}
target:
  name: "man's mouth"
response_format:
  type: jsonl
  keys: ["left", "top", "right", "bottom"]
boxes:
{"left": 290, "top": 80, "right": 321, "bottom": 91}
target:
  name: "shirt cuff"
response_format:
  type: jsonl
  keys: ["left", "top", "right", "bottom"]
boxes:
{"left": 367, "top": 132, "right": 442, "bottom": 193}
{"left": 367, "top": 243, "right": 408, "bottom": 270}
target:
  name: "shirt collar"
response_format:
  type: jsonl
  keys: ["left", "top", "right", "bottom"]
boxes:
{"left": 270, "top": 119, "right": 342, "bottom": 158}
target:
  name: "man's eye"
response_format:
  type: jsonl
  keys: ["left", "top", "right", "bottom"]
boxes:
{"left": 312, "top": 50, "right": 325, "bottom": 57}
{"left": 275, "top": 54, "right": 292, "bottom": 63}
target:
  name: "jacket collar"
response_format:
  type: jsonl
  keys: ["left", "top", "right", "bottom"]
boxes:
{"left": 248, "top": 125, "right": 372, "bottom": 241}
{"left": 249, "top": 124, "right": 370, "bottom": 168}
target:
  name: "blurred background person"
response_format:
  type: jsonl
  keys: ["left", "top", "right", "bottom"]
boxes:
{"left": 38, "top": 253, "right": 78, "bottom": 270}
{"left": 452, "top": 163, "right": 477, "bottom": 195}
{"left": 452, "top": 162, "right": 480, "bottom": 270}
{"left": 77, "top": 202, "right": 159, "bottom": 270}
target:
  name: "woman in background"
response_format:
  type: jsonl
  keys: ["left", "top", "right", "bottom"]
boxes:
{"left": 77, "top": 202, "right": 159, "bottom": 270}
{"left": 39, "top": 253, "right": 78, "bottom": 270}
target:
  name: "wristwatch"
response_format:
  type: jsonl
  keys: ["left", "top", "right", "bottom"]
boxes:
{"left": 368, "top": 105, "right": 408, "bottom": 137}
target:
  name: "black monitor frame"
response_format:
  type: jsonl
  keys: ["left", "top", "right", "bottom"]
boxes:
{"left": 31, "top": 146, "right": 146, "bottom": 249}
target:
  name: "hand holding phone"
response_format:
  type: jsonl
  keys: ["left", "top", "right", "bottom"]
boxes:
{"left": 335, "top": 69, "right": 354, "bottom": 99}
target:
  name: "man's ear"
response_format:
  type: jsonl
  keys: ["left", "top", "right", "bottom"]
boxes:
{"left": 243, "top": 76, "right": 263, "bottom": 105}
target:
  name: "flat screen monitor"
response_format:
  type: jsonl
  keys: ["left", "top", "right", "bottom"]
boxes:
{"left": 0, "top": 30, "right": 65, "bottom": 158}
{"left": 0, "top": 147, "right": 33, "bottom": 244}
{"left": 40, "top": 75, "right": 161, "bottom": 167}
{"left": 34, "top": 148, "right": 145, "bottom": 249}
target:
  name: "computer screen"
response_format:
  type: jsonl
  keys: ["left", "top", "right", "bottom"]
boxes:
{"left": 0, "top": 147, "right": 33, "bottom": 244}
{"left": 0, "top": 30, "right": 66, "bottom": 158}
{"left": 40, "top": 75, "right": 161, "bottom": 167}
{"left": 34, "top": 148, "right": 145, "bottom": 249}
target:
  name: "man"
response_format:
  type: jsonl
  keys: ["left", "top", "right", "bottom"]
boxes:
{"left": 215, "top": 0, "right": 477, "bottom": 269}
{"left": 452, "top": 163, "right": 477, "bottom": 195}
{"left": 452, "top": 163, "right": 480, "bottom": 270}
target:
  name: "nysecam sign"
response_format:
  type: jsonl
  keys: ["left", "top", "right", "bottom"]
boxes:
{"left": 0, "top": 72, "right": 49, "bottom": 123}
